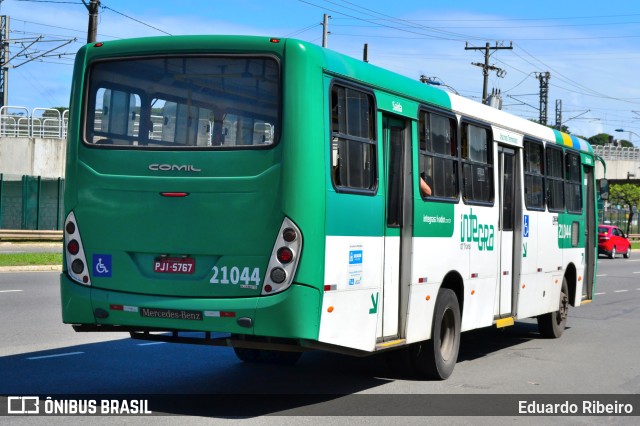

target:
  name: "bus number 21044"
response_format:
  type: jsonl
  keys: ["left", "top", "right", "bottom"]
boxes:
{"left": 210, "top": 266, "right": 261, "bottom": 286}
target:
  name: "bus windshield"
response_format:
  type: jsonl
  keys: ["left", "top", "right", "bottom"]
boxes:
{"left": 85, "top": 56, "right": 280, "bottom": 149}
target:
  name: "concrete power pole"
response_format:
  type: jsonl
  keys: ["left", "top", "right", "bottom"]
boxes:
{"left": 322, "top": 14, "right": 330, "bottom": 48}
{"left": 555, "top": 99, "right": 562, "bottom": 130}
{"left": 83, "top": 0, "right": 100, "bottom": 43}
{"left": 465, "top": 41, "right": 512, "bottom": 104}
{"left": 536, "top": 71, "right": 551, "bottom": 125}
{"left": 0, "top": 15, "right": 8, "bottom": 108}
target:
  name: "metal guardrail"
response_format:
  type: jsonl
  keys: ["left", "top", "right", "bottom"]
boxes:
{"left": 0, "top": 106, "right": 68, "bottom": 139}
{"left": 0, "top": 230, "right": 63, "bottom": 241}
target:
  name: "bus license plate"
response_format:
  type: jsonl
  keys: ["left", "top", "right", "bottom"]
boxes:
{"left": 153, "top": 257, "right": 195, "bottom": 274}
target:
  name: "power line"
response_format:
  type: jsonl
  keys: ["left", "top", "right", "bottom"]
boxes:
{"left": 342, "top": 13, "right": 640, "bottom": 22}
{"left": 14, "top": 0, "right": 81, "bottom": 3}
{"left": 9, "top": 17, "right": 120, "bottom": 39}
{"left": 297, "top": 0, "right": 479, "bottom": 41}
{"left": 101, "top": 4, "right": 172, "bottom": 36}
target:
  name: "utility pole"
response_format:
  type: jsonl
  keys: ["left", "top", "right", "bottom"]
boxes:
{"left": 322, "top": 14, "right": 330, "bottom": 48}
{"left": 0, "top": 15, "right": 8, "bottom": 108}
{"left": 555, "top": 99, "right": 562, "bottom": 130}
{"left": 536, "top": 71, "right": 551, "bottom": 125}
{"left": 465, "top": 41, "right": 512, "bottom": 104}
{"left": 83, "top": 0, "right": 100, "bottom": 43}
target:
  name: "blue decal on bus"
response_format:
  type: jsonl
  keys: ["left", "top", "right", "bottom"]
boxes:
{"left": 349, "top": 249, "right": 363, "bottom": 285}
{"left": 93, "top": 254, "right": 112, "bottom": 277}
{"left": 523, "top": 215, "right": 530, "bottom": 238}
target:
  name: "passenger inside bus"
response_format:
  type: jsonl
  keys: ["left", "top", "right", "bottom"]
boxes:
{"left": 420, "top": 176, "right": 432, "bottom": 197}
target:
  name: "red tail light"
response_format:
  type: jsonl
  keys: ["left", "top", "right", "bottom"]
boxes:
{"left": 277, "top": 247, "right": 294, "bottom": 264}
{"left": 64, "top": 211, "right": 92, "bottom": 286}
{"left": 262, "top": 217, "right": 302, "bottom": 296}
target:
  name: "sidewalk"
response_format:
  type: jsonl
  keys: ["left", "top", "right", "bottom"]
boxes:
{"left": 0, "top": 264, "right": 62, "bottom": 272}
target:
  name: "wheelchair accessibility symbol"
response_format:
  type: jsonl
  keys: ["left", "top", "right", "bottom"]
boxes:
{"left": 93, "top": 254, "right": 112, "bottom": 277}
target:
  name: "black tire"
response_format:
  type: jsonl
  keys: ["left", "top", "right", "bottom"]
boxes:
{"left": 233, "top": 347, "right": 302, "bottom": 365}
{"left": 623, "top": 246, "right": 631, "bottom": 259}
{"left": 537, "top": 277, "right": 569, "bottom": 338}
{"left": 609, "top": 247, "right": 617, "bottom": 259}
{"left": 412, "top": 288, "right": 461, "bottom": 380}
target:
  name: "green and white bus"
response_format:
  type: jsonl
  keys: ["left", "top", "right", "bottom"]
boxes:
{"left": 61, "top": 35, "right": 603, "bottom": 379}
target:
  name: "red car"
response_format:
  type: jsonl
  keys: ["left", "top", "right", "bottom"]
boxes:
{"left": 598, "top": 225, "right": 631, "bottom": 259}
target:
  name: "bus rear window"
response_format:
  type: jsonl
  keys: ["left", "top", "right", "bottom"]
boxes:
{"left": 85, "top": 56, "right": 280, "bottom": 149}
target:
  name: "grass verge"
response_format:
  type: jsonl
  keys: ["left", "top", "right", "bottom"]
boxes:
{"left": 0, "top": 253, "right": 62, "bottom": 267}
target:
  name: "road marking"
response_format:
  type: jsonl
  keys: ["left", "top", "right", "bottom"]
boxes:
{"left": 0, "top": 290, "right": 23, "bottom": 293}
{"left": 27, "top": 352, "right": 84, "bottom": 360}
{"left": 137, "top": 342, "right": 166, "bottom": 346}
{"left": 614, "top": 290, "right": 629, "bottom": 293}
{"left": 594, "top": 292, "right": 606, "bottom": 296}
{"left": 596, "top": 274, "right": 608, "bottom": 277}
{"left": 633, "top": 272, "right": 640, "bottom": 274}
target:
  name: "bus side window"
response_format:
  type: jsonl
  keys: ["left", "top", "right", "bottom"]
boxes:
{"left": 461, "top": 122, "right": 493, "bottom": 204}
{"left": 330, "top": 84, "right": 376, "bottom": 192}
{"left": 565, "top": 151, "right": 582, "bottom": 213}
{"left": 418, "top": 110, "right": 458, "bottom": 200}
{"left": 524, "top": 139, "right": 545, "bottom": 210}
{"left": 545, "top": 146, "right": 565, "bottom": 212}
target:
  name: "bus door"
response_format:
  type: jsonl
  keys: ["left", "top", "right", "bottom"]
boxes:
{"left": 380, "top": 115, "right": 412, "bottom": 340}
{"left": 497, "top": 146, "right": 520, "bottom": 316}
{"left": 583, "top": 165, "right": 595, "bottom": 301}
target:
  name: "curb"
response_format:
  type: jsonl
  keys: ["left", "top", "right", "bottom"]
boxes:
{"left": 0, "top": 265, "right": 62, "bottom": 273}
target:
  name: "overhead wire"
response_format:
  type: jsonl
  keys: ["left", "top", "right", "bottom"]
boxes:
{"left": 100, "top": 4, "right": 172, "bottom": 36}
{"left": 297, "top": 0, "right": 479, "bottom": 41}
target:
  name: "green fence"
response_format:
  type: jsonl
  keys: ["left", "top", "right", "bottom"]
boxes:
{"left": 0, "top": 174, "right": 64, "bottom": 230}
{"left": 602, "top": 206, "right": 639, "bottom": 235}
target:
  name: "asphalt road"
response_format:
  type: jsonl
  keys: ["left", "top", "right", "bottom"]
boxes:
{"left": 0, "top": 257, "right": 639, "bottom": 423}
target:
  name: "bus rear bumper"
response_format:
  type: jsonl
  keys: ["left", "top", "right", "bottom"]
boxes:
{"left": 60, "top": 273, "right": 320, "bottom": 340}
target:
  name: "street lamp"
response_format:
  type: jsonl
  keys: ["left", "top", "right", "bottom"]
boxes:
{"left": 615, "top": 128, "right": 640, "bottom": 145}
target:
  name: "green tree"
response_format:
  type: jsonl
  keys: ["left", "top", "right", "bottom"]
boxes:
{"left": 42, "top": 107, "right": 68, "bottom": 119}
{"left": 609, "top": 183, "right": 640, "bottom": 234}
{"left": 588, "top": 133, "right": 610, "bottom": 146}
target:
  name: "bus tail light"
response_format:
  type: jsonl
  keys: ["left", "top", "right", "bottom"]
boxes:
{"left": 262, "top": 217, "right": 302, "bottom": 295}
{"left": 64, "top": 211, "right": 92, "bottom": 286}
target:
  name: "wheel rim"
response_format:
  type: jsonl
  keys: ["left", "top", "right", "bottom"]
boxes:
{"left": 440, "top": 308, "right": 456, "bottom": 362}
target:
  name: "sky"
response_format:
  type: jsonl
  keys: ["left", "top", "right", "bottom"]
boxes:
{"left": 1, "top": 0, "right": 639, "bottom": 141}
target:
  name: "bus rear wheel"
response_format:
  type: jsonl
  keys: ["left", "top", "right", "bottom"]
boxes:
{"left": 537, "top": 277, "right": 569, "bottom": 338}
{"left": 412, "top": 288, "right": 461, "bottom": 380}
{"left": 233, "top": 347, "right": 302, "bottom": 365}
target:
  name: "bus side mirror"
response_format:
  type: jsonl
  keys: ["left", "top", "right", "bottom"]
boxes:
{"left": 599, "top": 179, "right": 609, "bottom": 200}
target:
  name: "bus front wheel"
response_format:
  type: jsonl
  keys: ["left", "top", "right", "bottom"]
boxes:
{"left": 412, "top": 288, "right": 461, "bottom": 380}
{"left": 537, "top": 277, "right": 569, "bottom": 338}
